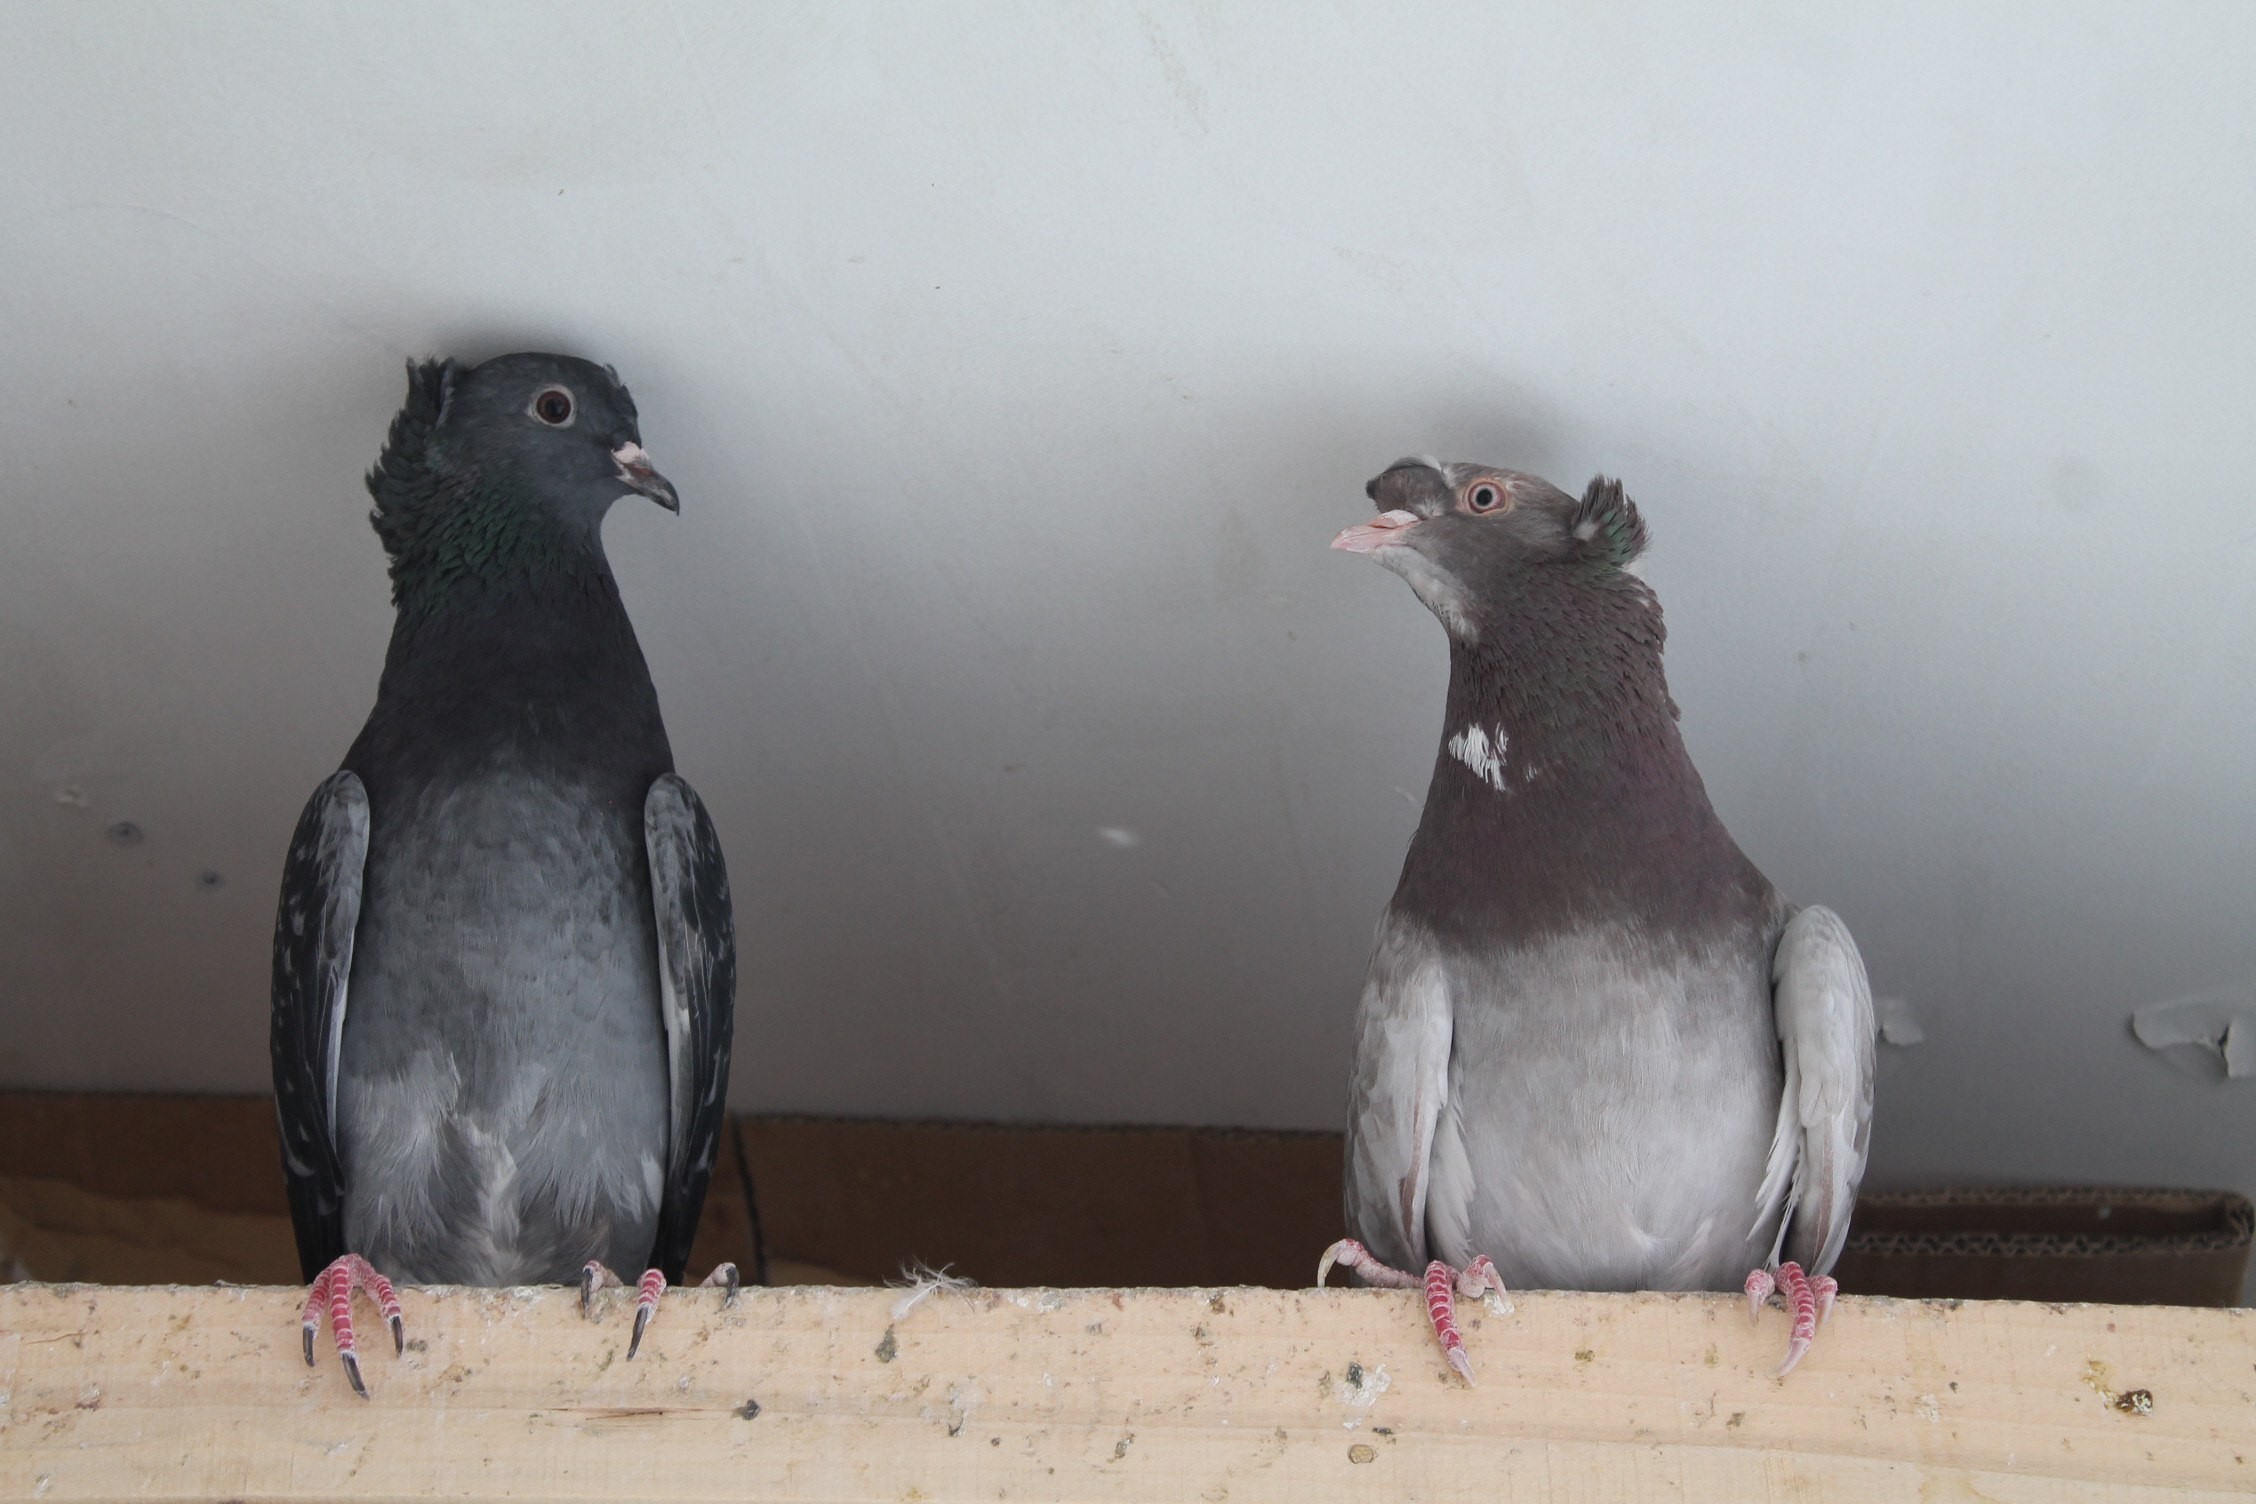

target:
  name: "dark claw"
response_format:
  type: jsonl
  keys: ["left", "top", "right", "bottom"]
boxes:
{"left": 580, "top": 1265, "right": 599, "bottom": 1318}
{"left": 341, "top": 1350, "right": 368, "bottom": 1400}
{"left": 719, "top": 1263, "right": 741, "bottom": 1307}
{"left": 303, "top": 1325, "right": 317, "bottom": 1367}
{"left": 389, "top": 1314, "right": 405, "bottom": 1355}
{"left": 628, "top": 1304, "right": 653, "bottom": 1361}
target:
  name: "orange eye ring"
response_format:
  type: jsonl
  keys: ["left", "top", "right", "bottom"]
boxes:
{"left": 1462, "top": 478, "right": 1507, "bottom": 513}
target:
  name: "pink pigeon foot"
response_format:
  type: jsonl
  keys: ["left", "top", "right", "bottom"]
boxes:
{"left": 582, "top": 1260, "right": 740, "bottom": 1359}
{"left": 1743, "top": 1260, "right": 1838, "bottom": 1377}
{"left": 300, "top": 1253, "right": 403, "bottom": 1398}
{"left": 1319, "top": 1238, "right": 1511, "bottom": 1383}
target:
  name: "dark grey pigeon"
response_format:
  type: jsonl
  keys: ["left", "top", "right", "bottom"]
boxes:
{"left": 1319, "top": 460, "right": 1873, "bottom": 1381}
{"left": 271, "top": 354, "right": 737, "bottom": 1395}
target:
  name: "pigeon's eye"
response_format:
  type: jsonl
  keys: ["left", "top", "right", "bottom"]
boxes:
{"left": 1465, "top": 480, "right": 1506, "bottom": 513}
{"left": 532, "top": 387, "right": 574, "bottom": 426}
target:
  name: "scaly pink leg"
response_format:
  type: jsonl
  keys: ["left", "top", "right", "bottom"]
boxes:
{"left": 1426, "top": 1255, "right": 1509, "bottom": 1382}
{"left": 1743, "top": 1260, "right": 1836, "bottom": 1377}
{"left": 583, "top": 1260, "right": 740, "bottom": 1359}
{"left": 300, "top": 1253, "right": 403, "bottom": 1398}
{"left": 1317, "top": 1238, "right": 1422, "bottom": 1288}
{"left": 1318, "top": 1240, "right": 1511, "bottom": 1384}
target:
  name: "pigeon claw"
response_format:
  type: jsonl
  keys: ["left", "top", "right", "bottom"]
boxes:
{"left": 1462, "top": 1254, "right": 1512, "bottom": 1315}
{"left": 628, "top": 1306, "right": 655, "bottom": 1360}
{"left": 580, "top": 1259, "right": 615, "bottom": 1319}
{"left": 340, "top": 1348, "right": 367, "bottom": 1399}
{"left": 630, "top": 1268, "right": 668, "bottom": 1358}
{"left": 581, "top": 1262, "right": 662, "bottom": 1357}
{"left": 1423, "top": 1260, "right": 1476, "bottom": 1385}
{"left": 1317, "top": 1238, "right": 1421, "bottom": 1290}
{"left": 1744, "top": 1266, "right": 1776, "bottom": 1324}
{"left": 1315, "top": 1238, "right": 1510, "bottom": 1382}
{"left": 1743, "top": 1261, "right": 1835, "bottom": 1379}
{"left": 585, "top": 1263, "right": 736, "bottom": 1361}
{"left": 300, "top": 1253, "right": 402, "bottom": 1399}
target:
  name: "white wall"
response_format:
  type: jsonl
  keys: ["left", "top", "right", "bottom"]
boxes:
{"left": 3, "top": 4, "right": 2252, "bottom": 1231}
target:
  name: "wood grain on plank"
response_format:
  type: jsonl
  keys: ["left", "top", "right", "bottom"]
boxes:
{"left": 1, "top": 1283, "right": 2249, "bottom": 1502}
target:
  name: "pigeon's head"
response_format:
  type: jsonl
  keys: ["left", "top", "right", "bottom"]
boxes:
{"left": 1332, "top": 458, "right": 1649, "bottom": 641}
{"left": 366, "top": 353, "right": 679, "bottom": 566}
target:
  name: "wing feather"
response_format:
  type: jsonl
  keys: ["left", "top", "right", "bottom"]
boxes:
{"left": 1342, "top": 915, "right": 1455, "bottom": 1273}
{"left": 269, "top": 770, "right": 369, "bottom": 1282}
{"left": 1750, "top": 905, "right": 1876, "bottom": 1275}
{"left": 644, "top": 773, "right": 737, "bottom": 1283}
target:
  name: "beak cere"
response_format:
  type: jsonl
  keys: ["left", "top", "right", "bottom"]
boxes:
{"left": 1331, "top": 509, "right": 1422, "bottom": 554}
{"left": 612, "top": 441, "right": 680, "bottom": 513}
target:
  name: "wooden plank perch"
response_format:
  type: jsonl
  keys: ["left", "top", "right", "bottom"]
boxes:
{"left": 1, "top": 1283, "right": 2250, "bottom": 1502}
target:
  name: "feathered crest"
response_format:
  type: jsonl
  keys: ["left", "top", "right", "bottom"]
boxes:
{"left": 1570, "top": 475, "right": 1648, "bottom": 567}
{"left": 364, "top": 359, "right": 459, "bottom": 550}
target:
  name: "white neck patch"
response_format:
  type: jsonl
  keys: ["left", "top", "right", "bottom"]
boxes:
{"left": 1446, "top": 723, "right": 1510, "bottom": 792}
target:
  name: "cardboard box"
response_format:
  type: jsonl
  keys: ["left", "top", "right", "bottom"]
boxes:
{"left": 1832, "top": 1186, "right": 2253, "bottom": 1305}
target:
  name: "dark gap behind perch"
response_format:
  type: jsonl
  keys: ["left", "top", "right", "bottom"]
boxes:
{"left": 0, "top": 1092, "right": 2244, "bottom": 1303}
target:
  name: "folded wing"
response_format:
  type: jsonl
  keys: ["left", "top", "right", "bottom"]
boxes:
{"left": 1750, "top": 905, "right": 1876, "bottom": 1274}
{"left": 270, "top": 771, "right": 370, "bottom": 1282}
{"left": 644, "top": 773, "right": 737, "bottom": 1283}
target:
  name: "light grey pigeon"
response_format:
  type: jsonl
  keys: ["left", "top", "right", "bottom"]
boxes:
{"left": 271, "top": 354, "right": 737, "bottom": 1395}
{"left": 1319, "top": 459, "right": 1874, "bottom": 1380}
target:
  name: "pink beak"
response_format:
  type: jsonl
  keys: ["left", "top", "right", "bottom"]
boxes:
{"left": 1331, "top": 509, "right": 1422, "bottom": 554}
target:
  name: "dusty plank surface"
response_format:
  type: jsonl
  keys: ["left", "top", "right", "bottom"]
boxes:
{"left": 0, "top": 1283, "right": 2249, "bottom": 1502}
